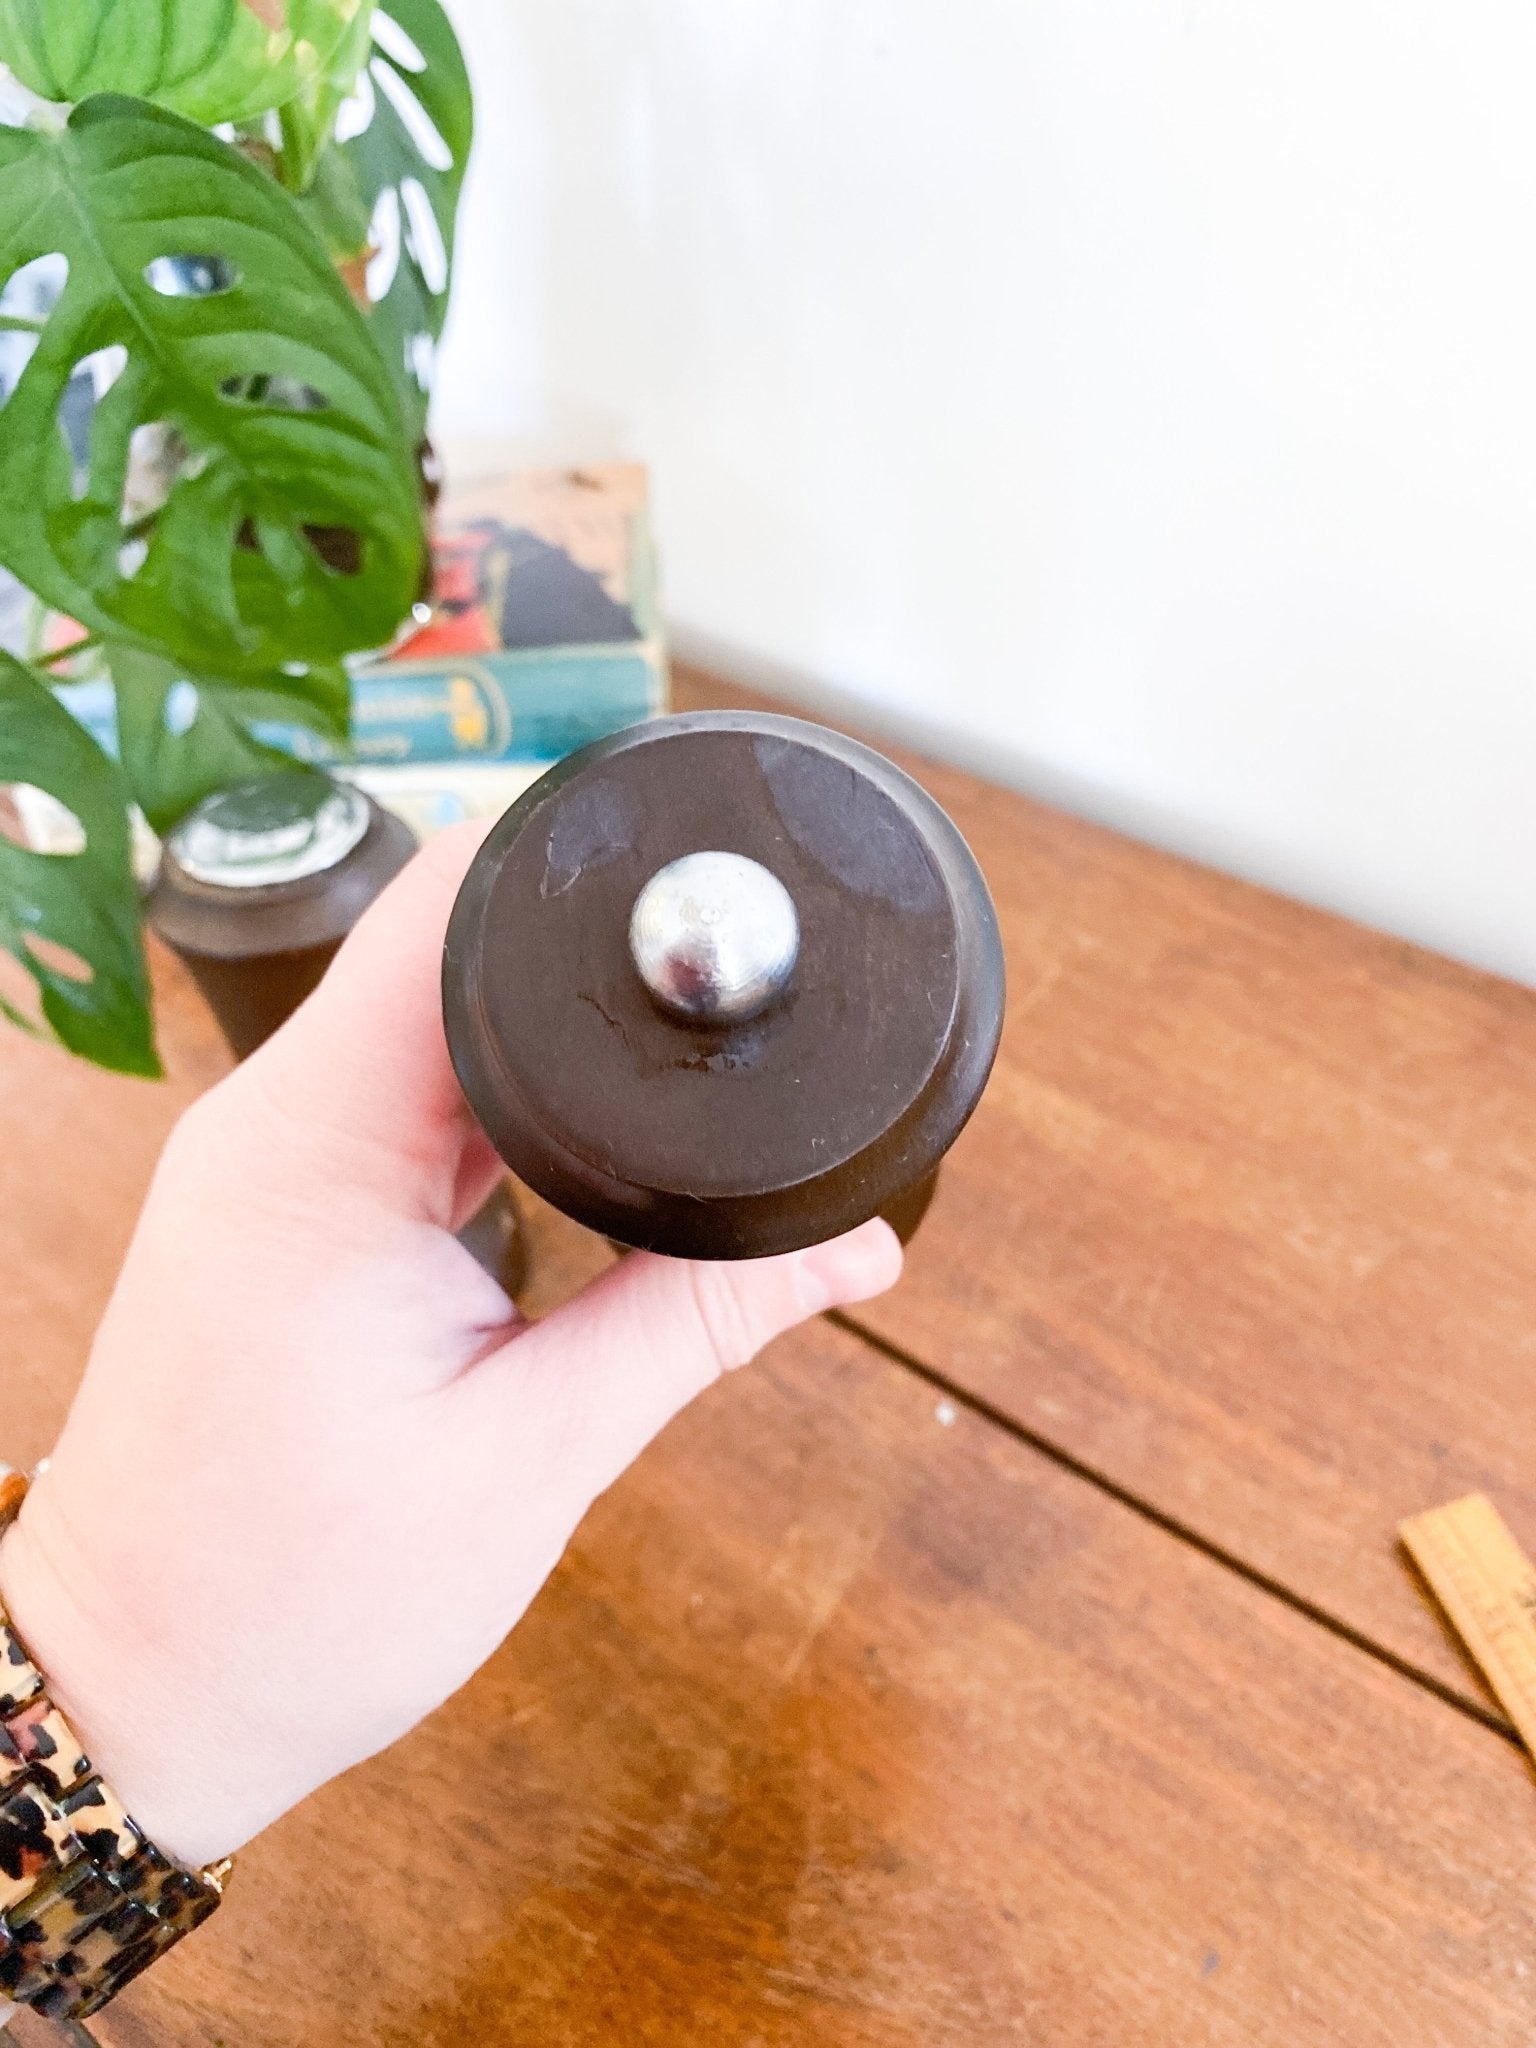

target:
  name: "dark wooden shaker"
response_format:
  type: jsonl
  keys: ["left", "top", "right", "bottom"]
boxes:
{"left": 442, "top": 711, "right": 1005, "bottom": 1261}
{"left": 146, "top": 770, "right": 525, "bottom": 1291}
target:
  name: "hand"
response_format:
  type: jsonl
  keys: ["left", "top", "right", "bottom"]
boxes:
{"left": 0, "top": 824, "right": 902, "bottom": 1869}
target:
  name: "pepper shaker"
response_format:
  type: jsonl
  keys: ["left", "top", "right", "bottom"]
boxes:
{"left": 442, "top": 711, "right": 1005, "bottom": 1260}
{"left": 146, "top": 771, "right": 525, "bottom": 1290}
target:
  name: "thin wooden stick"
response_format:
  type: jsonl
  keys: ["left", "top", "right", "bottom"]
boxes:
{"left": 1400, "top": 1492, "right": 1536, "bottom": 1758}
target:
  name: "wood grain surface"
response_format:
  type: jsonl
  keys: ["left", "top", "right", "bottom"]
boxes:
{"left": 670, "top": 668, "right": 1536, "bottom": 1717}
{"left": 79, "top": 1314, "right": 1532, "bottom": 2047}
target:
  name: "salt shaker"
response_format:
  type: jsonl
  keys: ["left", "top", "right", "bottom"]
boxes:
{"left": 147, "top": 771, "right": 525, "bottom": 1289}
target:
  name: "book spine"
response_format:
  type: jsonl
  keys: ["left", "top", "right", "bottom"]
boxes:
{"left": 340, "top": 761, "right": 556, "bottom": 840}
{"left": 267, "top": 647, "right": 664, "bottom": 766}
{"left": 56, "top": 647, "right": 666, "bottom": 770}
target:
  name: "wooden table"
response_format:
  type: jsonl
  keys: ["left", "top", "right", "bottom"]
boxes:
{"left": 2, "top": 667, "right": 1533, "bottom": 2046}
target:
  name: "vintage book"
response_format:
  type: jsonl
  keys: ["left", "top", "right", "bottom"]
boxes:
{"left": 339, "top": 761, "right": 554, "bottom": 840}
{"left": 319, "top": 462, "right": 666, "bottom": 764}
{"left": 56, "top": 464, "right": 667, "bottom": 769}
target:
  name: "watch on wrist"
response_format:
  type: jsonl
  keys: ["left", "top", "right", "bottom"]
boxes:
{"left": 0, "top": 1464, "right": 230, "bottom": 2022}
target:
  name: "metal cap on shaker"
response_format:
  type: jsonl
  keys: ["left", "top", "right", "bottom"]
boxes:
{"left": 146, "top": 770, "right": 418, "bottom": 1061}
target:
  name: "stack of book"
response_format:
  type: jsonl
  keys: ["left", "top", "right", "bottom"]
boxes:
{"left": 331, "top": 461, "right": 666, "bottom": 836}
{"left": 56, "top": 463, "right": 668, "bottom": 845}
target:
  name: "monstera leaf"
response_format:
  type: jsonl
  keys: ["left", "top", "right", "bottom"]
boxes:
{"left": 0, "top": 650, "right": 155, "bottom": 1075}
{"left": 306, "top": 0, "right": 471, "bottom": 436}
{"left": 0, "top": 96, "right": 425, "bottom": 681}
{"left": 0, "top": 0, "right": 368, "bottom": 127}
{"left": 110, "top": 646, "right": 346, "bottom": 835}
{"left": 275, "top": 0, "right": 376, "bottom": 195}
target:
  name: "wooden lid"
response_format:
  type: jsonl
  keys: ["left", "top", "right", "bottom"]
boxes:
{"left": 443, "top": 711, "right": 1005, "bottom": 1258}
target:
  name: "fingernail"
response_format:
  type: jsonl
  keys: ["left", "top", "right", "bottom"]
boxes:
{"left": 795, "top": 1219, "right": 903, "bottom": 1314}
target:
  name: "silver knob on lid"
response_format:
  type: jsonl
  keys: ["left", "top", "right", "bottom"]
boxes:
{"left": 629, "top": 850, "right": 799, "bottom": 1024}
{"left": 168, "top": 772, "right": 370, "bottom": 889}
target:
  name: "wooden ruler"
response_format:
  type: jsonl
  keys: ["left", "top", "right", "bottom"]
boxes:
{"left": 1400, "top": 1492, "right": 1536, "bottom": 1756}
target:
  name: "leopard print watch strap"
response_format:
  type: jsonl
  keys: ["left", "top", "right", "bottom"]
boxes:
{"left": 0, "top": 1467, "right": 229, "bottom": 2021}
{"left": 0, "top": 1466, "right": 26, "bottom": 1541}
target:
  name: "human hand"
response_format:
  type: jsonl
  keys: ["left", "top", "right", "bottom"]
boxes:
{"left": 0, "top": 823, "right": 902, "bottom": 1869}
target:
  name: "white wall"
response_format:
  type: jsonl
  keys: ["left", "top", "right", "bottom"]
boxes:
{"left": 435, "top": 0, "right": 1536, "bottom": 986}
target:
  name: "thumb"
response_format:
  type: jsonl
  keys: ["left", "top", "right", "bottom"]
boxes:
{"left": 459, "top": 1217, "right": 903, "bottom": 1507}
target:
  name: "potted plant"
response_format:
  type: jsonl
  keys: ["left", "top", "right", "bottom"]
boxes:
{"left": 0, "top": 0, "right": 471, "bottom": 1075}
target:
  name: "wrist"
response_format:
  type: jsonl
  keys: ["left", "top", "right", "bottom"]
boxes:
{"left": 0, "top": 1497, "right": 244, "bottom": 1871}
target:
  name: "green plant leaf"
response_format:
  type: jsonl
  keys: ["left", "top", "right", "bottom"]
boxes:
{"left": 317, "top": 0, "right": 472, "bottom": 438}
{"left": 0, "top": 96, "right": 425, "bottom": 680}
{"left": 0, "top": 0, "right": 369, "bottom": 127}
{"left": 0, "top": 649, "right": 157, "bottom": 1075}
{"left": 299, "top": 138, "right": 374, "bottom": 275}
{"left": 109, "top": 645, "right": 346, "bottom": 835}
{"left": 276, "top": 0, "right": 376, "bottom": 193}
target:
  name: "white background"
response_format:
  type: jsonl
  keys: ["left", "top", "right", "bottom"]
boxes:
{"left": 434, "top": 0, "right": 1536, "bottom": 985}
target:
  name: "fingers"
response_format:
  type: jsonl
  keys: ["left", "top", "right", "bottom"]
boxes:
{"left": 461, "top": 1218, "right": 903, "bottom": 1509}
{"left": 207, "top": 821, "right": 493, "bottom": 1222}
